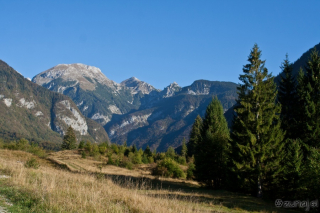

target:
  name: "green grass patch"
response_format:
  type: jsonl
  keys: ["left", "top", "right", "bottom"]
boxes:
{"left": 0, "top": 179, "right": 42, "bottom": 213}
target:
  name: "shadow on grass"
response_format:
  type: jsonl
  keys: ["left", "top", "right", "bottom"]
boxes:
{"left": 102, "top": 173, "right": 298, "bottom": 213}
{"left": 47, "top": 157, "right": 299, "bottom": 213}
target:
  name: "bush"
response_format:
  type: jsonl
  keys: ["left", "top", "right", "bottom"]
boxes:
{"left": 78, "top": 140, "right": 85, "bottom": 149}
{"left": 84, "top": 141, "right": 92, "bottom": 152}
{"left": 25, "top": 158, "right": 40, "bottom": 169}
{"left": 165, "top": 147, "right": 176, "bottom": 159}
{"left": 16, "top": 138, "right": 30, "bottom": 151}
{"left": 107, "top": 153, "right": 115, "bottom": 165}
{"left": 177, "top": 156, "right": 187, "bottom": 165}
{"left": 81, "top": 151, "right": 86, "bottom": 159}
{"left": 187, "top": 163, "right": 195, "bottom": 179}
{"left": 152, "top": 158, "right": 186, "bottom": 179}
{"left": 99, "top": 146, "right": 107, "bottom": 154}
{"left": 132, "top": 152, "right": 142, "bottom": 164}
{"left": 91, "top": 144, "right": 100, "bottom": 157}
{"left": 28, "top": 145, "right": 47, "bottom": 158}
{"left": 148, "top": 156, "right": 154, "bottom": 164}
{"left": 111, "top": 144, "right": 119, "bottom": 154}
{"left": 142, "top": 154, "right": 149, "bottom": 164}
{"left": 154, "top": 153, "right": 165, "bottom": 162}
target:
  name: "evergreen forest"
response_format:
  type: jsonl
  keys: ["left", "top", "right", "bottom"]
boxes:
{"left": 189, "top": 44, "right": 320, "bottom": 200}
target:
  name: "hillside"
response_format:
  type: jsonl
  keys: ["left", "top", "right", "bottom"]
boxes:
{"left": 0, "top": 60, "right": 109, "bottom": 147}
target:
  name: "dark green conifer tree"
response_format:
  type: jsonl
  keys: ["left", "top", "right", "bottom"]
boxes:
{"left": 181, "top": 138, "right": 188, "bottom": 158}
{"left": 231, "top": 44, "right": 285, "bottom": 197}
{"left": 278, "top": 55, "right": 299, "bottom": 140}
{"left": 275, "top": 139, "right": 303, "bottom": 199}
{"left": 195, "top": 97, "right": 230, "bottom": 189}
{"left": 296, "top": 48, "right": 320, "bottom": 148}
{"left": 143, "top": 145, "right": 152, "bottom": 157}
{"left": 187, "top": 115, "right": 202, "bottom": 157}
{"left": 61, "top": 126, "right": 77, "bottom": 150}
{"left": 131, "top": 144, "right": 138, "bottom": 153}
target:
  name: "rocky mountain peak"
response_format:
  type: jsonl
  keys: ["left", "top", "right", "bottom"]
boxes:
{"left": 32, "top": 63, "right": 119, "bottom": 91}
{"left": 161, "top": 82, "right": 181, "bottom": 98}
{"left": 121, "top": 77, "right": 157, "bottom": 95}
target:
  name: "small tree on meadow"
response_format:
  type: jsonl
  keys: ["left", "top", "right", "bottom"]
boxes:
{"left": 61, "top": 126, "right": 77, "bottom": 150}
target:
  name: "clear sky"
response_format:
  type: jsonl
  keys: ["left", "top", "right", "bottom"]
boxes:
{"left": 1, "top": 1, "right": 320, "bottom": 89}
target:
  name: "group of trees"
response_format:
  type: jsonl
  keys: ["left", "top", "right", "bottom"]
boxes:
{"left": 188, "top": 44, "right": 320, "bottom": 200}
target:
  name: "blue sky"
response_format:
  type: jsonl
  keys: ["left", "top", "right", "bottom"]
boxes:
{"left": 1, "top": 1, "right": 320, "bottom": 89}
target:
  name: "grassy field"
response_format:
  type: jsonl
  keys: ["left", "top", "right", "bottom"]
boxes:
{"left": 0, "top": 149, "right": 297, "bottom": 212}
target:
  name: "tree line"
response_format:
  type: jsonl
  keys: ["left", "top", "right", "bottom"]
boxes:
{"left": 187, "top": 44, "right": 320, "bottom": 200}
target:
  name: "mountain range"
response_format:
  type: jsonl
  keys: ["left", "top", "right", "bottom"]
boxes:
{"left": 32, "top": 64, "right": 238, "bottom": 151}
{"left": 1, "top": 42, "right": 318, "bottom": 151}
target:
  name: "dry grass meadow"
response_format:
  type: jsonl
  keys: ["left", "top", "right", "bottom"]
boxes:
{"left": 0, "top": 149, "right": 297, "bottom": 212}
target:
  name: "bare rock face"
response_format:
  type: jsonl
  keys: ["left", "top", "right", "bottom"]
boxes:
{"left": 54, "top": 100, "right": 88, "bottom": 135}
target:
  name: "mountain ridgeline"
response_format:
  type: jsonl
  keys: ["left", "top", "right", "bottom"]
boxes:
{"left": 0, "top": 60, "right": 109, "bottom": 149}
{"left": 33, "top": 64, "right": 238, "bottom": 151}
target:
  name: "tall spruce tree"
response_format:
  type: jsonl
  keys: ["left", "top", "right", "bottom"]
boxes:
{"left": 194, "top": 97, "right": 230, "bottom": 189}
{"left": 278, "top": 55, "right": 299, "bottom": 140}
{"left": 231, "top": 44, "right": 285, "bottom": 197}
{"left": 61, "top": 126, "right": 77, "bottom": 150}
{"left": 296, "top": 48, "right": 320, "bottom": 148}
{"left": 187, "top": 115, "right": 202, "bottom": 157}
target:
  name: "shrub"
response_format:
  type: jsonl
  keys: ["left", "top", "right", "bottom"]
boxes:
{"left": 107, "top": 153, "right": 115, "bottom": 165}
{"left": 99, "top": 146, "right": 107, "bottom": 154}
{"left": 177, "top": 156, "right": 187, "bottom": 165}
{"left": 91, "top": 144, "right": 100, "bottom": 157}
{"left": 154, "top": 153, "right": 165, "bottom": 162}
{"left": 148, "top": 156, "right": 154, "bottom": 164}
{"left": 132, "top": 152, "right": 142, "bottom": 164}
{"left": 28, "top": 146, "right": 47, "bottom": 158}
{"left": 124, "top": 148, "right": 130, "bottom": 157}
{"left": 81, "top": 151, "right": 86, "bottom": 159}
{"left": 152, "top": 158, "right": 186, "bottom": 179}
{"left": 25, "top": 158, "right": 40, "bottom": 169}
{"left": 125, "top": 161, "right": 133, "bottom": 170}
{"left": 165, "top": 146, "right": 176, "bottom": 159}
{"left": 17, "top": 138, "right": 30, "bottom": 151}
{"left": 78, "top": 140, "right": 85, "bottom": 149}
{"left": 84, "top": 141, "right": 92, "bottom": 152}
{"left": 111, "top": 144, "right": 119, "bottom": 154}
{"left": 187, "top": 162, "right": 195, "bottom": 180}
{"left": 142, "top": 154, "right": 149, "bottom": 164}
